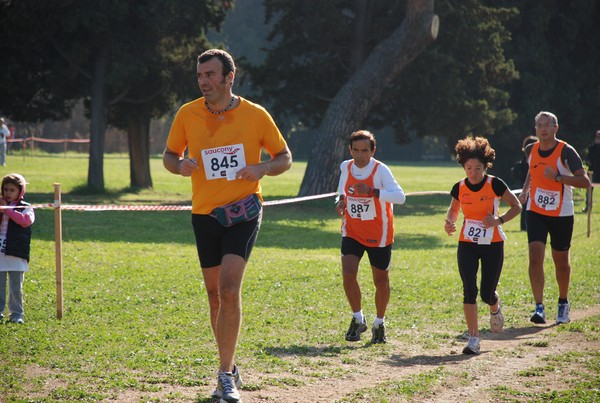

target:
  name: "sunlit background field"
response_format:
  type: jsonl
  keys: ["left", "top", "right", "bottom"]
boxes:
{"left": 0, "top": 153, "right": 598, "bottom": 402}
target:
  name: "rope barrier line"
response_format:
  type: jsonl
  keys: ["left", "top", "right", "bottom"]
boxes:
{"left": 16, "top": 185, "right": 600, "bottom": 212}
{"left": 7, "top": 190, "right": 453, "bottom": 211}
{"left": 7, "top": 136, "right": 90, "bottom": 143}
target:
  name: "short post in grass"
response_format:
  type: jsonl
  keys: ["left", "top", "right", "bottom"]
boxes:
{"left": 54, "top": 183, "right": 63, "bottom": 319}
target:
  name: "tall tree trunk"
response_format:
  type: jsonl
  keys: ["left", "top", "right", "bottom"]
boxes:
{"left": 127, "top": 110, "right": 153, "bottom": 189}
{"left": 299, "top": 0, "right": 439, "bottom": 196}
{"left": 87, "top": 41, "right": 109, "bottom": 192}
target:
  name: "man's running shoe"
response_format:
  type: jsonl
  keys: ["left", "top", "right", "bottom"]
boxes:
{"left": 530, "top": 304, "right": 546, "bottom": 324}
{"left": 371, "top": 323, "right": 387, "bottom": 344}
{"left": 490, "top": 305, "right": 504, "bottom": 333}
{"left": 345, "top": 317, "right": 367, "bottom": 341}
{"left": 212, "top": 366, "right": 242, "bottom": 400}
{"left": 462, "top": 336, "right": 480, "bottom": 355}
{"left": 556, "top": 302, "right": 571, "bottom": 324}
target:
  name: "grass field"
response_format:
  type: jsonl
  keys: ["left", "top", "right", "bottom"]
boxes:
{"left": 0, "top": 153, "right": 598, "bottom": 402}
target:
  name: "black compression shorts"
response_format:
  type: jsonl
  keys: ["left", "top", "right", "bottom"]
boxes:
{"left": 192, "top": 212, "right": 262, "bottom": 268}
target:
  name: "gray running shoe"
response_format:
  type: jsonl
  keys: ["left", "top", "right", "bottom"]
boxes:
{"left": 530, "top": 305, "right": 546, "bottom": 324}
{"left": 490, "top": 305, "right": 504, "bottom": 333}
{"left": 371, "top": 323, "right": 387, "bottom": 343}
{"left": 345, "top": 317, "right": 367, "bottom": 341}
{"left": 462, "top": 336, "right": 480, "bottom": 355}
{"left": 556, "top": 302, "right": 571, "bottom": 324}
{"left": 212, "top": 367, "right": 242, "bottom": 402}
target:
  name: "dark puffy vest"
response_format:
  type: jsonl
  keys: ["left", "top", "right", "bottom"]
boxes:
{"left": 4, "top": 201, "right": 32, "bottom": 262}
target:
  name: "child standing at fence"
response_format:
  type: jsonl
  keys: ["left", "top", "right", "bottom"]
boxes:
{"left": 0, "top": 173, "right": 35, "bottom": 324}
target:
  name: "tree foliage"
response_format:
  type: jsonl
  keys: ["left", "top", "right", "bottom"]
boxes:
{"left": 0, "top": 0, "right": 231, "bottom": 190}
{"left": 246, "top": 0, "right": 518, "bottom": 146}
{"left": 245, "top": 0, "right": 519, "bottom": 194}
{"left": 498, "top": 0, "right": 600, "bottom": 155}
{"left": 388, "top": 1, "right": 518, "bottom": 148}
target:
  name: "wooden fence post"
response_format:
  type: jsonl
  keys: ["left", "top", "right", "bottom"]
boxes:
{"left": 54, "top": 183, "right": 63, "bottom": 319}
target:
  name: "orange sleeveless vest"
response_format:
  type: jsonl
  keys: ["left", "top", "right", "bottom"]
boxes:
{"left": 458, "top": 176, "right": 506, "bottom": 244}
{"left": 343, "top": 161, "right": 394, "bottom": 247}
{"left": 528, "top": 141, "right": 566, "bottom": 217}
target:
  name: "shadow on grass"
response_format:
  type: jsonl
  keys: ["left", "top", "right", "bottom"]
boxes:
{"left": 385, "top": 324, "right": 558, "bottom": 368}
{"left": 386, "top": 351, "right": 481, "bottom": 367}
{"left": 492, "top": 323, "right": 558, "bottom": 340}
{"left": 394, "top": 233, "right": 448, "bottom": 250}
{"left": 263, "top": 344, "right": 360, "bottom": 358}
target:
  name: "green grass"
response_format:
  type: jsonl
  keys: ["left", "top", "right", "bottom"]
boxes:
{"left": 0, "top": 153, "right": 598, "bottom": 402}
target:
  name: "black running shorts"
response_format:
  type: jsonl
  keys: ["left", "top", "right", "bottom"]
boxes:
{"left": 526, "top": 211, "right": 573, "bottom": 251}
{"left": 192, "top": 212, "right": 262, "bottom": 268}
{"left": 341, "top": 236, "right": 392, "bottom": 271}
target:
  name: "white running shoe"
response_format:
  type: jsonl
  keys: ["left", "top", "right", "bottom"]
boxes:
{"left": 212, "top": 365, "right": 242, "bottom": 400}
{"left": 556, "top": 302, "right": 571, "bottom": 324}
{"left": 462, "top": 336, "right": 480, "bottom": 355}
{"left": 490, "top": 305, "right": 504, "bottom": 333}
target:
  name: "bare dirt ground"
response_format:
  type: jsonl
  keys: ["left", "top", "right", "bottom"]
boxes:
{"left": 108, "top": 305, "right": 599, "bottom": 403}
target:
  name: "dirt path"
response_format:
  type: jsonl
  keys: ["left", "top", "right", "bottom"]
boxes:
{"left": 239, "top": 305, "right": 600, "bottom": 402}
{"left": 109, "top": 305, "right": 600, "bottom": 402}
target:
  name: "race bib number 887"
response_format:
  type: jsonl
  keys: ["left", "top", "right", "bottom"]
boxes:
{"left": 346, "top": 196, "right": 376, "bottom": 220}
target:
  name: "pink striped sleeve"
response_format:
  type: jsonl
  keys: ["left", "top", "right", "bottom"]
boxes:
{"left": 3, "top": 207, "right": 35, "bottom": 227}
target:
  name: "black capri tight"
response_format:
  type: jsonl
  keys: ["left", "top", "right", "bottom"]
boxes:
{"left": 457, "top": 241, "right": 504, "bottom": 305}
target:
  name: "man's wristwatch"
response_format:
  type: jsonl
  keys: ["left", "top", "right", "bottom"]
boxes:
{"left": 555, "top": 174, "right": 562, "bottom": 182}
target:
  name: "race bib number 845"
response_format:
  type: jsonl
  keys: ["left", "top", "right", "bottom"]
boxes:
{"left": 201, "top": 144, "right": 246, "bottom": 181}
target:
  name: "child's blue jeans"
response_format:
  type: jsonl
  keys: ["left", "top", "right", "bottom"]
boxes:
{"left": 0, "top": 271, "right": 24, "bottom": 320}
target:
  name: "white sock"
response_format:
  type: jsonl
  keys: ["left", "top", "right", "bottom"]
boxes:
{"left": 353, "top": 311, "right": 364, "bottom": 322}
{"left": 373, "top": 317, "right": 385, "bottom": 327}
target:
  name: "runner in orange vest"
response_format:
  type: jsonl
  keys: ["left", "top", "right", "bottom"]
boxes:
{"left": 335, "top": 130, "right": 406, "bottom": 343}
{"left": 518, "top": 111, "right": 590, "bottom": 325}
{"left": 444, "top": 136, "right": 521, "bottom": 354}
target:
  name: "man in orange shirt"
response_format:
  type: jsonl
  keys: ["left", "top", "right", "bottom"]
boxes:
{"left": 519, "top": 111, "right": 589, "bottom": 325}
{"left": 335, "top": 130, "right": 405, "bottom": 343}
{"left": 163, "top": 49, "right": 292, "bottom": 403}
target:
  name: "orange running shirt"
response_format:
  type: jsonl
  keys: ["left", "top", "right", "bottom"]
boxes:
{"left": 527, "top": 141, "right": 567, "bottom": 217}
{"left": 167, "top": 97, "right": 288, "bottom": 214}
{"left": 457, "top": 176, "right": 506, "bottom": 244}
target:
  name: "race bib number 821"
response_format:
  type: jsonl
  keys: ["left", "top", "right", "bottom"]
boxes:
{"left": 463, "top": 219, "right": 492, "bottom": 245}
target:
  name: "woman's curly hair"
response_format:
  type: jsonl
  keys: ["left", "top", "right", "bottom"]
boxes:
{"left": 455, "top": 136, "right": 495, "bottom": 169}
